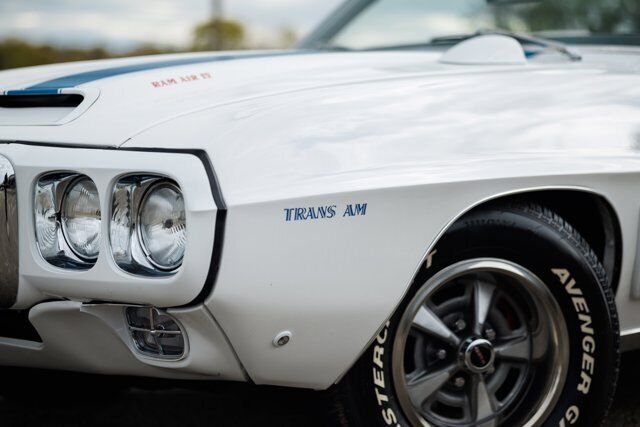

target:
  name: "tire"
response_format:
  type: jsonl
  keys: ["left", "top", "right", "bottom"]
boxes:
{"left": 332, "top": 203, "right": 619, "bottom": 427}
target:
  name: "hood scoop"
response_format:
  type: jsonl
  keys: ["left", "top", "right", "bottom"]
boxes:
{"left": 0, "top": 88, "right": 99, "bottom": 126}
{"left": 440, "top": 35, "right": 527, "bottom": 66}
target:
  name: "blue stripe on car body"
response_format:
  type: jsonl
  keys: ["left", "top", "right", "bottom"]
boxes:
{"left": 1, "top": 51, "right": 305, "bottom": 95}
{"left": 5, "top": 89, "right": 61, "bottom": 96}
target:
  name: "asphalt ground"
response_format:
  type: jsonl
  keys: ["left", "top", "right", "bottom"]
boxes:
{"left": 1, "top": 350, "right": 640, "bottom": 426}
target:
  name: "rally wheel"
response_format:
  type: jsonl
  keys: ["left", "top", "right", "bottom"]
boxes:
{"left": 332, "top": 203, "right": 619, "bottom": 427}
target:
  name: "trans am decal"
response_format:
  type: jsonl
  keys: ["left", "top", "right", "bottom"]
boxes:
{"left": 284, "top": 203, "right": 367, "bottom": 222}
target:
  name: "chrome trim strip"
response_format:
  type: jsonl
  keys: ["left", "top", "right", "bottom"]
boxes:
{"left": 0, "top": 155, "right": 18, "bottom": 307}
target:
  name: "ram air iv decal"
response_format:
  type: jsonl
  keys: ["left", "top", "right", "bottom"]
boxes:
{"left": 151, "top": 72, "right": 213, "bottom": 89}
{"left": 284, "top": 203, "right": 367, "bottom": 222}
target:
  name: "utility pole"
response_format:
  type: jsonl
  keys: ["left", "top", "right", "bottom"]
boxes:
{"left": 212, "top": 0, "right": 224, "bottom": 50}
{"left": 212, "top": 0, "right": 223, "bottom": 20}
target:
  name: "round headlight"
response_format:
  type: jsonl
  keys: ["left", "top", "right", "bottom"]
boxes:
{"left": 138, "top": 183, "right": 186, "bottom": 270}
{"left": 62, "top": 177, "right": 101, "bottom": 260}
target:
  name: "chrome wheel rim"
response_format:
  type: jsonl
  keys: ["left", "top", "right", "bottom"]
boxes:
{"left": 392, "top": 259, "right": 569, "bottom": 427}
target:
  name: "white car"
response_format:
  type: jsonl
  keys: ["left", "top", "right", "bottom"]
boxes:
{"left": 0, "top": 0, "right": 639, "bottom": 426}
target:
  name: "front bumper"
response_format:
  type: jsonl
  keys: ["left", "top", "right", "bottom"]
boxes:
{"left": 0, "top": 300, "right": 246, "bottom": 380}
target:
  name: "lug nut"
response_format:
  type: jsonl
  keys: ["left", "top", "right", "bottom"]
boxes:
{"left": 436, "top": 349, "right": 447, "bottom": 360}
{"left": 454, "top": 319, "right": 466, "bottom": 331}
{"left": 484, "top": 328, "right": 496, "bottom": 341}
{"left": 453, "top": 377, "right": 466, "bottom": 388}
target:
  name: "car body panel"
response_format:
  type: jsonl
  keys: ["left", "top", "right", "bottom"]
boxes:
{"left": 1, "top": 45, "right": 640, "bottom": 388}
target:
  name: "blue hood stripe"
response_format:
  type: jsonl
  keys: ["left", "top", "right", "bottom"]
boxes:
{"left": 5, "top": 88, "right": 61, "bottom": 96}
{"left": 5, "top": 51, "right": 305, "bottom": 94}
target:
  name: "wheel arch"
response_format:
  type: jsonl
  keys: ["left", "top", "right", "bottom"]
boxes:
{"left": 449, "top": 188, "right": 622, "bottom": 294}
{"left": 335, "top": 189, "right": 622, "bottom": 426}
{"left": 338, "top": 186, "right": 623, "bottom": 387}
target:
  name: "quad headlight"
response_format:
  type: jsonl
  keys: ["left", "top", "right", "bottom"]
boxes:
{"left": 111, "top": 175, "right": 186, "bottom": 276}
{"left": 35, "top": 173, "right": 101, "bottom": 268}
{"left": 34, "top": 173, "right": 186, "bottom": 276}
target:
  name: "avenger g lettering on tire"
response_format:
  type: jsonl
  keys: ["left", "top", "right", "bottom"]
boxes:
{"left": 334, "top": 203, "right": 619, "bottom": 427}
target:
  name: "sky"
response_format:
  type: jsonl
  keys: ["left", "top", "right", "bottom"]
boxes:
{"left": 0, "top": 0, "right": 343, "bottom": 51}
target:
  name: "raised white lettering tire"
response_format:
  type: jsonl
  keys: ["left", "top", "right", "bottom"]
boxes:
{"left": 332, "top": 203, "right": 619, "bottom": 427}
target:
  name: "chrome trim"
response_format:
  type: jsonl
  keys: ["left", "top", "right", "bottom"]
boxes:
{"left": 110, "top": 175, "right": 183, "bottom": 277}
{"left": 34, "top": 172, "right": 100, "bottom": 269}
{"left": 136, "top": 181, "right": 185, "bottom": 271}
{"left": 463, "top": 338, "right": 495, "bottom": 374}
{"left": 0, "top": 155, "right": 18, "bottom": 308}
{"left": 124, "top": 306, "right": 187, "bottom": 360}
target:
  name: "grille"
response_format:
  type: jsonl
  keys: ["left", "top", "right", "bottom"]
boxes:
{"left": 125, "top": 306, "right": 185, "bottom": 359}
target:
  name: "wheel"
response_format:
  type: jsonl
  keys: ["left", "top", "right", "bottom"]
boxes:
{"left": 332, "top": 203, "right": 619, "bottom": 427}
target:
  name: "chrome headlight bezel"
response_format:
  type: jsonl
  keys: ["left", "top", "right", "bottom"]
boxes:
{"left": 136, "top": 181, "right": 186, "bottom": 271}
{"left": 110, "top": 174, "right": 186, "bottom": 277}
{"left": 34, "top": 172, "right": 101, "bottom": 269}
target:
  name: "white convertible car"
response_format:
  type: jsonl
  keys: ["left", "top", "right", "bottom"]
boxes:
{"left": 0, "top": 0, "right": 639, "bottom": 425}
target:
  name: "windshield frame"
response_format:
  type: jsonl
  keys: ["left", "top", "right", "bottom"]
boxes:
{"left": 299, "top": 0, "right": 640, "bottom": 50}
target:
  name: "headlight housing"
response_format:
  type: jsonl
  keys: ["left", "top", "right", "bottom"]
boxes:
{"left": 110, "top": 175, "right": 186, "bottom": 276}
{"left": 34, "top": 173, "right": 101, "bottom": 269}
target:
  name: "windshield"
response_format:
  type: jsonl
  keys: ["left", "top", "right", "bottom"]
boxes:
{"left": 302, "top": 0, "right": 640, "bottom": 50}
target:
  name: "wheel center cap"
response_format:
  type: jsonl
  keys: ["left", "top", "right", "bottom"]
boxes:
{"left": 463, "top": 338, "right": 495, "bottom": 373}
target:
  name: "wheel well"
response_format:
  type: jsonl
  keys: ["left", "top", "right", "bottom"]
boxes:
{"left": 459, "top": 190, "right": 622, "bottom": 294}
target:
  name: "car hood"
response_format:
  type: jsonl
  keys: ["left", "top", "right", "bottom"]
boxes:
{"left": 0, "top": 46, "right": 637, "bottom": 148}
{"left": 0, "top": 49, "right": 454, "bottom": 146}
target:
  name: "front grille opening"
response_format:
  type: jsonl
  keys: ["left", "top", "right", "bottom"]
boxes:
{"left": 125, "top": 306, "right": 185, "bottom": 359}
{"left": 0, "top": 309, "right": 42, "bottom": 342}
{"left": 0, "top": 94, "right": 84, "bottom": 109}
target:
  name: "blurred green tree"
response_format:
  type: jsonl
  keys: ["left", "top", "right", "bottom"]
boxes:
{"left": 0, "top": 39, "right": 111, "bottom": 70}
{"left": 191, "top": 18, "right": 246, "bottom": 51}
{"left": 0, "top": 39, "right": 180, "bottom": 70}
{"left": 492, "top": 0, "right": 640, "bottom": 34}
